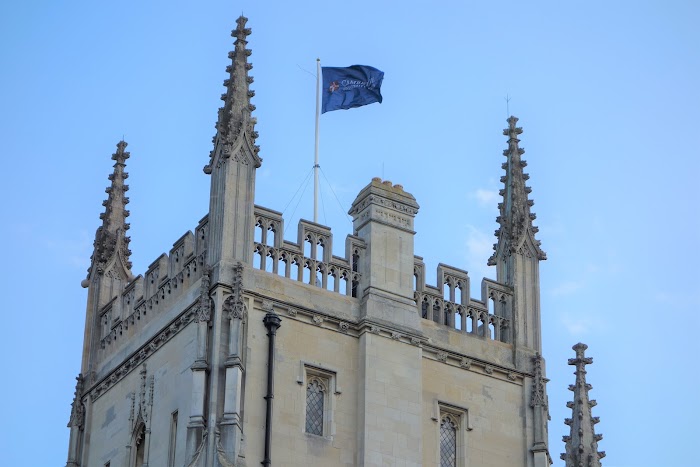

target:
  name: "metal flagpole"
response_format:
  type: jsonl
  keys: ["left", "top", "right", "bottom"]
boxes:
{"left": 314, "top": 58, "right": 321, "bottom": 224}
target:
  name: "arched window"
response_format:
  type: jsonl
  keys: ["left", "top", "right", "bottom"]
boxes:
{"left": 305, "top": 378, "right": 326, "bottom": 436}
{"left": 440, "top": 415, "right": 458, "bottom": 467}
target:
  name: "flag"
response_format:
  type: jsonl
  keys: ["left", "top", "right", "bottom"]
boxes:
{"left": 321, "top": 65, "right": 384, "bottom": 114}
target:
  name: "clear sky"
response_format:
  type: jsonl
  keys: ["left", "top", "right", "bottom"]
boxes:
{"left": 1, "top": 1, "right": 698, "bottom": 466}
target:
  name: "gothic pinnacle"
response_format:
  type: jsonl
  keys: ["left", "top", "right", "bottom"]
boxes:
{"left": 204, "top": 15, "right": 261, "bottom": 174}
{"left": 488, "top": 116, "right": 545, "bottom": 266}
{"left": 561, "top": 343, "right": 605, "bottom": 467}
{"left": 83, "top": 141, "right": 133, "bottom": 285}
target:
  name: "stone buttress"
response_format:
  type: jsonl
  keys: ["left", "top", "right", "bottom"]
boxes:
{"left": 189, "top": 15, "right": 261, "bottom": 467}
{"left": 68, "top": 141, "right": 133, "bottom": 466}
{"left": 349, "top": 179, "right": 423, "bottom": 465}
{"left": 489, "top": 116, "right": 551, "bottom": 466}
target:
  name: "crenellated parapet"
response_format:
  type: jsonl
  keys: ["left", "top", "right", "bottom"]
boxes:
{"left": 252, "top": 205, "right": 364, "bottom": 296}
{"left": 97, "top": 216, "right": 209, "bottom": 354}
{"left": 252, "top": 178, "right": 516, "bottom": 346}
{"left": 413, "top": 259, "right": 513, "bottom": 343}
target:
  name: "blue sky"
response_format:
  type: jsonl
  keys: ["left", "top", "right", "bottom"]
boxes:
{"left": 1, "top": 1, "right": 698, "bottom": 466}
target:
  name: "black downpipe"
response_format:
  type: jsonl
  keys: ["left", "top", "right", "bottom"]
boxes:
{"left": 262, "top": 312, "right": 281, "bottom": 466}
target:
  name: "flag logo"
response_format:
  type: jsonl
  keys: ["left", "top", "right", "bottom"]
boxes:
{"left": 321, "top": 65, "right": 384, "bottom": 113}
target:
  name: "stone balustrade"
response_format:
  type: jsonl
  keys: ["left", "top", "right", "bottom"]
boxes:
{"left": 98, "top": 216, "right": 209, "bottom": 352}
{"left": 252, "top": 205, "right": 364, "bottom": 297}
{"left": 414, "top": 257, "right": 513, "bottom": 343}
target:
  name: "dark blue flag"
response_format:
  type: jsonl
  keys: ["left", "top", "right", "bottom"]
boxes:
{"left": 321, "top": 65, "right": 384, "bottom": 114}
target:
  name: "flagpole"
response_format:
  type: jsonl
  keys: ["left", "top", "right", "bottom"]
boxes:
{"left": 314, "top": 58, "right": 321, "bottom": 224}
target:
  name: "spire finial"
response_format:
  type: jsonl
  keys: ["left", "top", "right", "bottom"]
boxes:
{"left": 84, "top": 141, "right": 133, "bottom": 283}
{"left": 561, "top": 343, "right": 605, "bottom": 467}
{"left": 204, "top": 15, "right": 260, "bottom": 173}
{"left": 488, "top": 115, "right": 545, "bottom": 265}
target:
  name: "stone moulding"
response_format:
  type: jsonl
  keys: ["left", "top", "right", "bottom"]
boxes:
{"left": 423, "top": 345, "right": 524, "bottom": 384}
{"left": 100, "top": 252, "right": 205, "bottom": 351}
{"left": 250, "top": 295, "right": 357, "bottom": 336}
{"left": 250, "top": 295, "right": 522, "bottom": 384}
{"left": 89, "top": 303, "right": 197, "bottom": 402}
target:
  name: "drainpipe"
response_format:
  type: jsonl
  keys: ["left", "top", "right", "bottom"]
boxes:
{"left": 261, "top": 311, "right": 281, "bottom": 466}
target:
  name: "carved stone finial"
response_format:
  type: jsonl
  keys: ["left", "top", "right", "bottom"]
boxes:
{"left": 84, "top": 140, "right": 134, "bottom": 285}
{"left": 561, "top": 343, "right": 604, "bottom": 467}
{"left": 488, "top": 116, "right": 545, "bottom": 266}
{"left": 205, "top": 16, "right": 261, "bottom": 173}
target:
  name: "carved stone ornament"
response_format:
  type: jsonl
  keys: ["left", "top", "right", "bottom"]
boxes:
{"left": 369, "top": 325, "right": 380, "bottom": 334}
{"left": 436, "top": 351, "right": 448, "bottom": 363}
{"left": 205, "top": 16, "right": 261, "bottom": 173}
{"left": 339, "top": 322, "right": 350, "bottom": 333}
{"left": 286, "top": 308, "right": 297, "bottom": 317}
{"left": 194, "top": 269, "right": 212, "bottom": 323}
{"left": 224, "top": 262, "right": 247, "bottom": 320}
{"left": 484, "top": 365, "right": 494, "bottom": 375}
{"left": 91, "top": 308, "right": 195, "bottom": 402}
{"left": 86, "top": 141, "right": 134, "bottom": 281}
{"left": 488, "top": 117, "right": 546, "bottom": 266}
{"left": 459, "top": 358, "right": 472, "bottom": 370}
{"left": 530, "top": 353, "right": 547, "bottom": 408}
{"left": 129, "top": 364, "right": 154, "bottom": 432}
{"left": 391, "top": 332, "right": 402, "bottom": 340}
{"left": 312, "top": 315, "right": 324, "bottom": 325}
{"left": 507, "top": 372, "right": 517, "bottom": 381}
{"left": 261, "top": 300, "right": 273, "bottom": 312}
{"left": 410, "top": 337, "right": 423, "bottom": 347}
{"left": 67, "top": 373, "right": 85, "bottom": 429}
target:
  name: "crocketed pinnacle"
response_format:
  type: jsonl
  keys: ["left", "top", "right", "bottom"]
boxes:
{"left": 561, "top": 343, "right": 605, "bottom": 467}
{"left": 85, "top": 141, "right": 132, "bottom": 280}
{"left": 204, "top": 15, "right": 261, "bottom": 173}
{"left": 488, "top": 116, "right": 545, "bottom": 265}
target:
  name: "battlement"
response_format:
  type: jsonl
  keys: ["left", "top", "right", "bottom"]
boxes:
{"left": 252, "top": 204, "right": 364, "bottom": 296}
{"left": 414, "top": 258, "right": 513, "bottom": 343}
{"left": 97, "top": 215, "right": 209, "bottom": 357}
{"left": 95, "top": 179, "right": 516, "bottom": 372}
{"left": 250, "top": 198, "right": 513, "bottom": 344}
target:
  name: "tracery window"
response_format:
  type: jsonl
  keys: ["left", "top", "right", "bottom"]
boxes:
{"left": 434, "top": 401, "right": 469, "bottom": 467}
{"left": 439, "top": 414, "right": 458, "bottom": 467}
{"left": 305, "top": 377, "right": 326, "bottom": 436}
{"left": 299, "top": 363, "right": 339, "bottom": 439}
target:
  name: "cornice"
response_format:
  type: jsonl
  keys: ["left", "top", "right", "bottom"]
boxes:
{"left": 250, "top": 294, "right": 526, "bottom": 384}
{"left": 87, "top": 303, "right": 197, "bottom": 402}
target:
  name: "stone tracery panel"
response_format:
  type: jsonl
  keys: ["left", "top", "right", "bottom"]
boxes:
{"left": 252, "top": 205, "right": 364, "bottom": 298}
{"left": 413, "top": 260, "right": 513, "bottom": 344}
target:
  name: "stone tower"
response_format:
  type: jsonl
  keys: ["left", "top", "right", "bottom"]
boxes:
{"left": 66, "top": 17, "right": 556, "bottom": 467}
